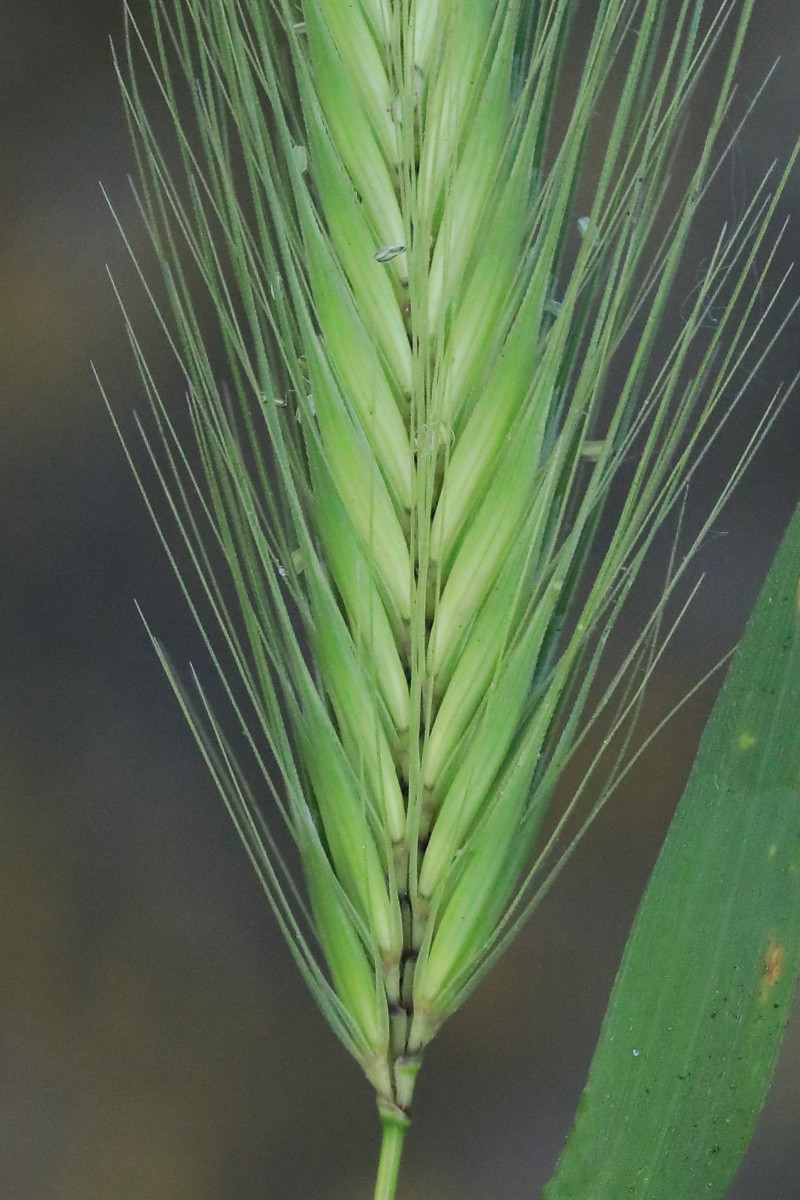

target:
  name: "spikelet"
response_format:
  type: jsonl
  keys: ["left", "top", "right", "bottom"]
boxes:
{"left": 109, "top": 0, "right": 799, "bottom": 1191}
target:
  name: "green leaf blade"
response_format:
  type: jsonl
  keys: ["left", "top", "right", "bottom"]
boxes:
{"left": 544, "top": 502, "right": 800, "bottom": 1200}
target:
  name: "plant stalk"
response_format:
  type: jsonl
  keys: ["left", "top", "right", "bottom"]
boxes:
{"left": 374, "top": 1113, "right": 408, "bottom": 1200}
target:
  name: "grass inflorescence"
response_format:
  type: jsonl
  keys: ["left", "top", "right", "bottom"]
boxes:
{"left": 104, "top": 1, "right": 800, "bottom": 1195}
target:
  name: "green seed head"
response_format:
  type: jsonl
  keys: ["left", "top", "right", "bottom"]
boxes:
{"left": 115, "top": 0, "right": 797, "bottom": 1132}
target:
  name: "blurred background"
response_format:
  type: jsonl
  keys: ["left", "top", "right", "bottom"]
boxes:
{"left": 1, "top": 2, "right": 800, "bottom": 1198}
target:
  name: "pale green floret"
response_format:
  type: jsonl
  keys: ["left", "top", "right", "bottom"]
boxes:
{"left": 304, "top": 107, "right": 413, "bottom": 396}
{"left": 422, "top": 565, "right": 558, "bottom": 793}
{"left": 359, "top": 0, "right": 392, "bottom": 49}
{"left": 411, "top": 715, "right": 554, "bottom": 1039}
{"left": 311, "top": 462, "right": 411, "bottom": 739}
{"left": 313, "top": 0, "right": 399, "bottom": 165}
{"left": 306, "top": 568, "right": 407, "bottom": 846}
{"left": 430, "top": 312, "right": 549, "bottom": 566}
{"left": 306, "top": 343, "right": 412, "bottom": 625}
{"left": 422, "top": 11, "right": 521, "bottom": 336}
{"left": 416, "top": 4, "right": 496, "bottom": 229}
{"left": 431, "top": 205, "right": 531, "bottom": 432}
{"left": 303, "top": 212, "right": 413, "bottom": 513}
{"left": 412, "top": 0, "right": 443, "bottom": 71}
{"left": 302, "top": 3, "right": 406, "bottom": 254}
{"left": 302, "top": 835, "right": 394, "bottom": 1096}
{"left": 419, "top": 642, "right": 563, "bottom": 902}
{"left": 429, "top": 452, "right": 552, "bottom": 681}
{"left": 300, "top": 706, "right": 403, "bottom": 959}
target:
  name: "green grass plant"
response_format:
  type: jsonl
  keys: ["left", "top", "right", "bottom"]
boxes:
{"left": 103, "top": 1, "right": 800, "bottom": 1196}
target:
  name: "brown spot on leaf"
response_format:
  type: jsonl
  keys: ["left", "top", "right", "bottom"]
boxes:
{"left": 761, "top": 941, "right": 784, "bottom": 1000}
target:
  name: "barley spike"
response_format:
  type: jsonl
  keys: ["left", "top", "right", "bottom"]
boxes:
{"left": 111, "top": 0, "right": 799, "bottom": 1193}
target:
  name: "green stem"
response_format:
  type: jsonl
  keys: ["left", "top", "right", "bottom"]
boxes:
{"left": 373, "top": 1113, "right": 408, "bottom": 1200}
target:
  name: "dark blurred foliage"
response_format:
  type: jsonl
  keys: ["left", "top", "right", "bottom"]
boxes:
{"left": 1, "top": 2, "right": 799, "bottom": 1198}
